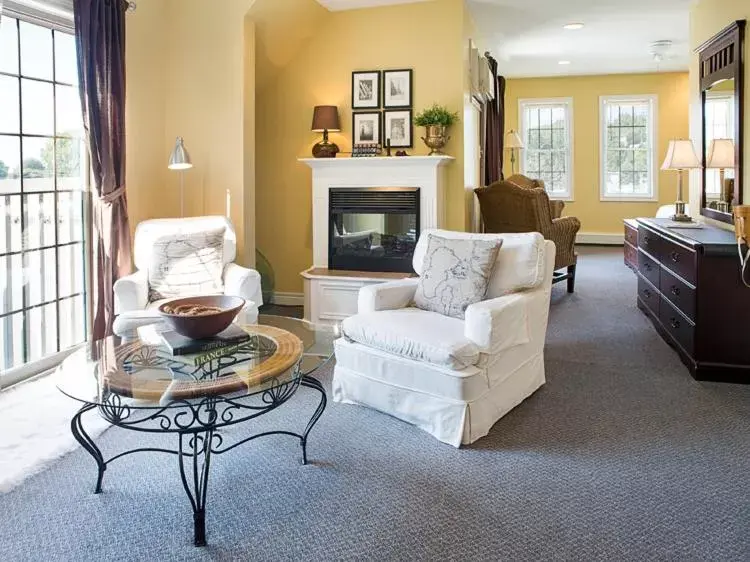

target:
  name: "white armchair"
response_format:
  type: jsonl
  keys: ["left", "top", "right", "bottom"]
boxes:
{"left": 113, "top": 216, "right": 263, "bottom": 327}
{"left": 333, "top": 229, "right": 556, "bottom": 447}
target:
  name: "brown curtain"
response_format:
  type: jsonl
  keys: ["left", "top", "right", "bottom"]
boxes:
{"left": 74, "top": 0, "right": 132, "bottom": 340}
{"left": 483, "top": 54, "right": 506, "bottom": 185}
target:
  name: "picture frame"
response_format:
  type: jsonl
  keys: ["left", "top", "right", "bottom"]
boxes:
{"left": 383, "top": 69, "right": 413, "bottom": 108}
{"left": 351, "top": 70, "right": 381, "bottom": 109}
{"left": 352, "top": 112, "right": 381, "bottom": 145}
{"left": 383, "top": 109, "right": 413, "bottom": 148}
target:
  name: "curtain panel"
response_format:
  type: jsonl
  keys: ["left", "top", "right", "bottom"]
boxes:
{"left": 483, "top": 55, "right": 506, "bottom": 185}
{"left": 74, "top": 0, "right": 132, "bottom": 339}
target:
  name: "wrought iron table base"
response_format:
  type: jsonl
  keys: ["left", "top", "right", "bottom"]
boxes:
{"left": 70, "top": 374, "right": 327, "bottom": 547}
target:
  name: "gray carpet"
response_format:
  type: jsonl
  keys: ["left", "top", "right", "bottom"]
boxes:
{"left": 1, "top": 247, "right": 749, "bottom": 561}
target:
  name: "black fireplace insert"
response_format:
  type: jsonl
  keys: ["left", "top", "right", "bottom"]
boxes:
{"left": 329, "top": 187, "right": 420, "bottom": 273}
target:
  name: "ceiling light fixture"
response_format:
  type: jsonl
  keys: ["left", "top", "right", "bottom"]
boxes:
{"left": 650, "top": 40, "right": 673, "bottom": 63}
{"left": 563, "top": 22, "right": 584, "bottom": 30}
{"left": 558, "top": 60, "right": 571, "bottom": 65}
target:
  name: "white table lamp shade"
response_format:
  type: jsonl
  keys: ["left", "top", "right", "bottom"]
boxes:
{"left": 506, "top": 130, "right": 524, "bottom": 149}
{"left": 706, "top": 138, "right": 735, "bottom": 169}
{"left": 661, "top": 139, "right": 701, "bottom": 170}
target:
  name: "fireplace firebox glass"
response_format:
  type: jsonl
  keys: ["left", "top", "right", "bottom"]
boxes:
{"left": 329, "top": 187, "right": 420, "bottom": 273}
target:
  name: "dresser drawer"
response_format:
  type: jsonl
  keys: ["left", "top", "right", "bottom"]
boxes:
{"left": 624, "top": 222, "right": 638, "bottom": 247}
{"left": 638, "top": 274, "right": 660, "bottom": 317}
{"left": 638, "top": 249, "right": 660, "bottom": 288}
{"left": 660, "top": 267, "right": 696, "bottom": 321}
{"left": 638, "top": 227, "right": 662, "bottom": 259}
{"left": 661, "top": 238, "right": 697, "bottom": 285}
{"left": 624, "top": 243, "right": 637, "bottom": 270}
{"left": 659, "top": 298, "right": 695, "bottom": 355}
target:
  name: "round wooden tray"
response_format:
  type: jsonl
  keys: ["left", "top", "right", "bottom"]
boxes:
{"left": 100, "top": 325, "right": 304, "bottom": 401}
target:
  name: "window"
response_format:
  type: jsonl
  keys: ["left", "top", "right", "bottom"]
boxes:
{"left": 704, "top": 92, "right": 735, "bottom": 197}
{"left": 519, "top": 98, "right": 573, "bottom": 200}
{"left": 600, "top": 95, "right": 658, "bottom": 200}
{"left": 0, "top": 15, "right": 87, "bottom": 381}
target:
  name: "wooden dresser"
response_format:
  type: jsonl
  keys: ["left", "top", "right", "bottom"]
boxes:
{"left": 634, "top": 218, "right": 750, "bottom": 383}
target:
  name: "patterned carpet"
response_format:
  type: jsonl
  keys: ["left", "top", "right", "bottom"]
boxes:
{"left": 1, "top": 247, "right": 749, "bottom": 561}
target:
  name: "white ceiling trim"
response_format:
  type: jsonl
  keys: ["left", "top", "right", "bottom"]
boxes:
{"left": 315, "top": 0, "right": 432, "bottom": 11}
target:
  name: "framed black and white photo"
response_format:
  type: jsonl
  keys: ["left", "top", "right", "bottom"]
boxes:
{"left": 383, "top": 69, "right": 412, "bottom": 108}
{"left": 352, "top": 112, "right": 381, "bottom": 145}
{"left": 384, "top": 109, "right": 413, "bottom": 148}
{"left": 352, "top": 70, "right": 381, "bottom": 109}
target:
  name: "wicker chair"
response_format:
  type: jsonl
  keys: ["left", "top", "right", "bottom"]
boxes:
{"left": 474, "top": 180, "right": 581, "bottom": 293}
{"left": 506, "top": 174, "right": 566, "bottom": 219}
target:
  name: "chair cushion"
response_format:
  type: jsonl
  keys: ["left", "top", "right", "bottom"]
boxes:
{"left": 342, "top": 308, "right": 480, "bottom": 369}
{"left": 413, "top": 234, "right": 502, "bottom": 319}
{"left": 147, "top": 227, "right": 226, "bottom": 301}
{"left": 413, "top": 230, "right": 546, "bottom": 297}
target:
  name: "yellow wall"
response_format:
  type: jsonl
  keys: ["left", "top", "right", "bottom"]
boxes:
{"left": 503, "top": 73, "right": 690, "bottom": 235}
{"left": 255, "top": 0, "right": 468, "bottom": 293}
{"left": 126, "top": 0, "right": 258, "bottom": 265}
{"left": 689, "top": 0, "right": 749, "bottom": 230}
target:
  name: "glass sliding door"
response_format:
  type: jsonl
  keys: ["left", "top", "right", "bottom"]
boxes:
{"left": 0, "top": 15, "right": 87, "bottom": 382}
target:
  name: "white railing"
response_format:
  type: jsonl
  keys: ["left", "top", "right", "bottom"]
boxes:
{"left": 0, "top": 176, "right": 87, "bottom": 375}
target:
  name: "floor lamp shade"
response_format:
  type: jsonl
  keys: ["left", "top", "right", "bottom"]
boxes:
{"left": 168, "top": 137, "right": 193, "bottom": 170}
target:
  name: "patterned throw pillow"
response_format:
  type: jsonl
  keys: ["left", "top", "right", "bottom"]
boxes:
{"left": 413, "top": 234, "right": 503, "bottom": 319}
{"left": 147, "top": 227, "right": 226, "bottom": 302}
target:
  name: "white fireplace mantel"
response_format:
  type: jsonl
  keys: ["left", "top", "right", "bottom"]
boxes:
{"left": 299, "top": 155, "right": 454, "bottom": 268}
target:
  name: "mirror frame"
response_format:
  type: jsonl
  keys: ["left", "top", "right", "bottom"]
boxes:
{"left": 697, "top": 20, "right": 745, "bottom": 224}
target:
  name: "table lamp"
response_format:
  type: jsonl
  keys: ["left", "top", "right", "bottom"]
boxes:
{"left": 311, "top": 105, "right": 340, "bottom": 158}
{"left": 506, "top": 130, "right": 524, "bottom": 175}
{"left": 168, "top": 136, "right": 192, "bottom": 217}
{"left": 706, "top": 138, "right": 735, "bottom": 208}
{"left": 661, "top": 139, "right": 701, "bottom": 222}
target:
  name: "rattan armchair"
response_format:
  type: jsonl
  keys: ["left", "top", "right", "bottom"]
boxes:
{"left": 506, "top": 174, "right": 566, "bottom": 219}
{"left": 474, "top": 180, "right": 581, "bottom": 292}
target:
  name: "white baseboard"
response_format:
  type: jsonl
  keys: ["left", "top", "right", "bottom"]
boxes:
{"left": 576, "top": 232, "right": 624, "bottom": 245}
{"left": 270, "top": 292, "right": 305, "bottom": 306}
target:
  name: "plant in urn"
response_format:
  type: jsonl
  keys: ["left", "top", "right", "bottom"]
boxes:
{"left": 414, "top": 104, "right": 459, "bottom": 155}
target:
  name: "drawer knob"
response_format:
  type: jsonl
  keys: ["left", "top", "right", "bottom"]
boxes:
{"left": 670, "top": 318, "right": 680, "bottom": 329}
{"left": 670, "top": 251, "right": 680, "bottom": 263}
{"left": 670, "top": 286, "right": 680, "bottom": 296}
{"left": 643, "top": 262, "right": 652, "bottom": 271}
{"left": 643, "top": 289, "right": 652, "bottom": 298}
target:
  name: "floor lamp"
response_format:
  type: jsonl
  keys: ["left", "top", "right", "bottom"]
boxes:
{"left": 506, "top": 130, "right": 524, "bottom": 176}
{"left": 168, "top": 137, "right": 192, "bottom": 217}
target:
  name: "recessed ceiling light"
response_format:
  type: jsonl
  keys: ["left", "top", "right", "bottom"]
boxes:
{"left": 563, "top": 22, "right": 584, "bottom": 30}
{"left": 558, "top": 60, "right": 571, "bottom": 65}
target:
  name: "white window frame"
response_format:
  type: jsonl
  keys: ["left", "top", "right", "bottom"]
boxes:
{"left": 599, "top": 94, "right": 659, "bottom": 202}
{"left": 518, "top": 97, "right": 574, "bottom": 201}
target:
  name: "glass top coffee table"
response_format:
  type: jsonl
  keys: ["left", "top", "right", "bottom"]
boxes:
{"left": 56, "top": 315, "right": 338, "bottom": 546}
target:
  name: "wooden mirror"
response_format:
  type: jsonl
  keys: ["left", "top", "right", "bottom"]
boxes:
{"left": 697, "top": 20, "right": 745, "bottom": 224}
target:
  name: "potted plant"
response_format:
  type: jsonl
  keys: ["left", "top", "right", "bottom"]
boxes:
{"left": 414, "top": 104, "right": 460, "bottom": 155}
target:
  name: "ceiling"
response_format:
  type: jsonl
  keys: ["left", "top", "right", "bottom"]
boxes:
{"left": 315, "top": 0, "right": 430, "bottom": 11}
{"left": 468, "top": 0, "right": 693, "bottom": 78}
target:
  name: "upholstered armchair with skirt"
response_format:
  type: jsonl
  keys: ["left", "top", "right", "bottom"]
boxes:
{"left": 333, "top": 230, "right": 556, "bottom": 447}
{"left": 113, "top": 216, "right": 263, "bottom": 334}
{"left": 474, "top": 180, "right": 580, "bottom": 292}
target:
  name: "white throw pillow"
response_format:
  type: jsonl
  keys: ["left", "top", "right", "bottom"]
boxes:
{"left": 413, "top": 234, "right": 502, "bottom": 319}
{"left": 148, "top": 227, "right": 226, "bottom": 301}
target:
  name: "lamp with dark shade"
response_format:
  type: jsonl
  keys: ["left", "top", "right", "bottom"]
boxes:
{"left": 311, "top": 105, "right": 340, "bottom": 158}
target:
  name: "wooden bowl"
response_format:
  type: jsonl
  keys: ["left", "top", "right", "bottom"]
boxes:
{"left": 157, "top": 295, "right": 246, "bottom": 340}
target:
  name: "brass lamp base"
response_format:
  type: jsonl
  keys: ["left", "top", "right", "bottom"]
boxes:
{"left": 671, "top": 201, "right": 693, "bottom": 222}
{"left": 312, "top": 141, "right": 339, "bottom": 158}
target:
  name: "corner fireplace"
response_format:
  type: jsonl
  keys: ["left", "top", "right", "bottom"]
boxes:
{"left": 329, "top": 187, "right": 420, "bottom": 273}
